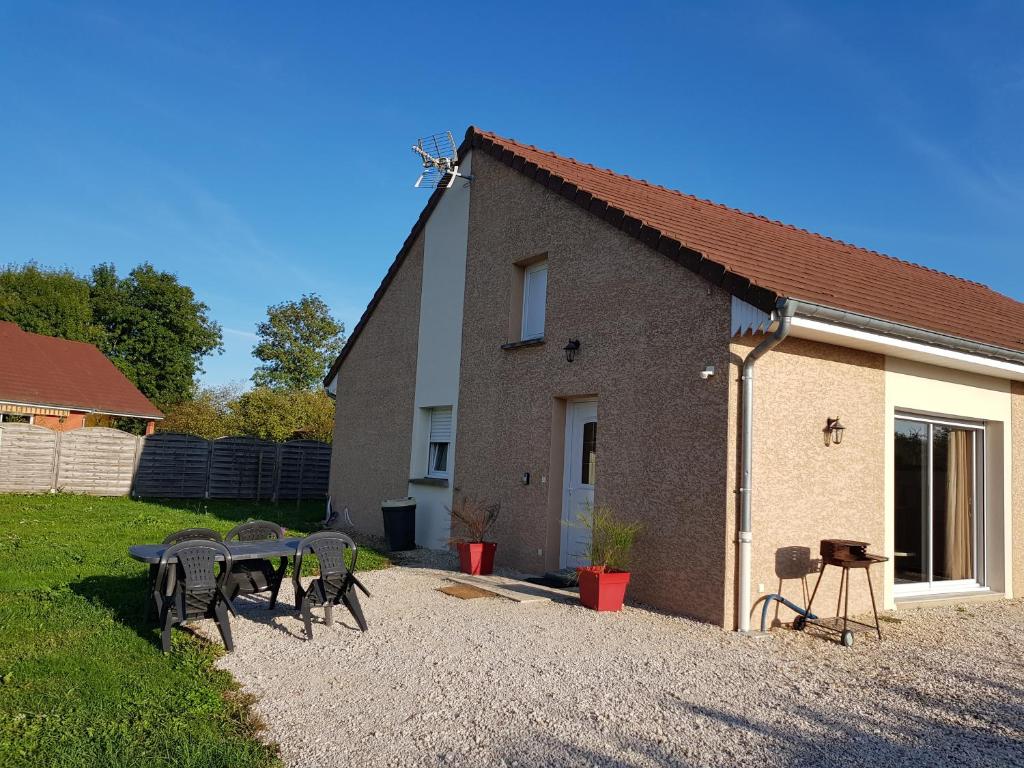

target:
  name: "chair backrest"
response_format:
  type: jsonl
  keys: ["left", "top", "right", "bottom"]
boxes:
{"left": 225, "top": 520, "right": 285, "bottom": 542}
{"left": 295, "top": 531, "right": 358, "bottom": 582}
{"left": 162, "top": 527, "right": 222, "bottom": 546}
{"left": 158, "top": 540, "right": 233, "bottom": 617}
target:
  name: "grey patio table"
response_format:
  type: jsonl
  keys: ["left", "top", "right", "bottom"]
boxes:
{"left": 129, "top": 538, "right": 302, "bottom": 564}
{"left": 130, "top": 538, "right": 303, "bottom": 618}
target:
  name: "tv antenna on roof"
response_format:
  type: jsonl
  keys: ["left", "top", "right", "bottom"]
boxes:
{"left": 412, "top": 131, "right": 470, "bottom": 189}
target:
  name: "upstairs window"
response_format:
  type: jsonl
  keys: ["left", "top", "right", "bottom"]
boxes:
{"left": 521, "top": 261, "right": 548, "bottom": 341}
{"left": 427, "top": 406, "right": 452, "bottom": 478}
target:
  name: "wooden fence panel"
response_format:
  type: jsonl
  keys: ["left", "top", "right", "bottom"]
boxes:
{"left": 133, "top": 433, "right": 211, "bottom": 498}
{"left": 0, "top": 424, "right": 57, "bottom": 493}
{"left": 276, "top": 440, "right": 331, "bottom": 500}
{"left": 56, "top": 427, "right": 140, "bottom": 496}
{"left": 0, "top": 425, "right": 330, "bottom": 499}
{"left": 207, "top": 437, "right": 278, "bottom": 500}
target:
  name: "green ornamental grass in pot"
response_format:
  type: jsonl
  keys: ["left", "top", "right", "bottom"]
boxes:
{"left": 575, "top": 504, "right": 642, "bottom": 612}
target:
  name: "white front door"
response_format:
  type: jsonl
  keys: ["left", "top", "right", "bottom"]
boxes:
{"left": 560, "top": 400, "right": 597, "bottom": 569}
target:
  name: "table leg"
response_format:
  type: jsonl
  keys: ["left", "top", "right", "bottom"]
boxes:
{"left": 145, "top": 564, "right": 159, "bottom": 622}
{"left": 866, "top": 566, "right": 881, "bottom": 640}
{"left": 269, "top": 557, "right": 288, "bottom": 609}
{"left": 804, "top": 564, "right": 826, "bottom": 618}
{"left": 835, "top": 567, "right": 846, "bottom": 623}
{"left": 842, "top": 567, "right": 851, "bottom": 634}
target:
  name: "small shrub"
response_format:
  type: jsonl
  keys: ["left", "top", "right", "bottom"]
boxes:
{"left": 447, "top": 496, "right": 500, "bottom": 543}
{"left": 576, "top": 504, "right": 642, "bottom": 572}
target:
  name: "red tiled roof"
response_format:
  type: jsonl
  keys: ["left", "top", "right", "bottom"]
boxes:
{"left": 0, "top": 322, "right": 163, "bottom": 418}
{"left": 326, "top": 126, "right": 1024, "bottom": 383}
{"left": 471, "top": 128, "right": 1024, "bottom": 356}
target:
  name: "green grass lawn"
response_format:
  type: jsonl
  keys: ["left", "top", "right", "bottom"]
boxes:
{"left": 0, "top": 494, "right": 389, "bottom": 768}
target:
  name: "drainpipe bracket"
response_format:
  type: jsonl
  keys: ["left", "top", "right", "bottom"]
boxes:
{"left": 738, "top": 531, "right": 752, "bottom": 543}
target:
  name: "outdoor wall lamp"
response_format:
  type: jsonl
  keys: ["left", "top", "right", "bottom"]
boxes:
{"left": 564, "top": 339, "right": 580, "bottom": 363}
{"left": 824, "top": 417, "right": 846, "bottom": 446}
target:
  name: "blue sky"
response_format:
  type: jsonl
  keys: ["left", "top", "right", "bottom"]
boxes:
{"left": 1, "top": 2, "right": 1022, "bottom": 386}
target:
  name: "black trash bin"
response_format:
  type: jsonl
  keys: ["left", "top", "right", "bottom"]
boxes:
{"left": 381, "top": 498, "right": 417, "bottom": 551}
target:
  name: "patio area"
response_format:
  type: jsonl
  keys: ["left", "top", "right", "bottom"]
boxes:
{"left": 211, "top": 553, "right": 1024, "bottom": 768}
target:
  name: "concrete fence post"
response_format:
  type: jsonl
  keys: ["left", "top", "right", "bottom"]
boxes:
{"left": 271, "top": 443, "right": 282, "bottom": 503}
{"left": 203, "top": 439, "right": 213, "bottom": 500}
{"left": 50, "top": 430, "right": 63, "bottom": 493}
{"left": 256, "top": 450, "right": 263, "bottom": 503}
{"left": 130, "top": 434, "right": 143, "bottom": 497}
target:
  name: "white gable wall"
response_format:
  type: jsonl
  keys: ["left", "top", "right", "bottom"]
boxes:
{"left": 406, "top": 152, "right": 473, "bottom": 548}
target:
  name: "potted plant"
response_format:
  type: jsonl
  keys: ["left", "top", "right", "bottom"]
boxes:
{"left": 574, "top": 504, "right": 642, "bottom": 612}
{"left": 448, "top": 497, "right": 500, "bottom": 575}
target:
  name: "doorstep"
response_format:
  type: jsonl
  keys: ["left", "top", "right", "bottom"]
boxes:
{"left": 447, "top": 574, "right": 569, "bottom": 604}
{"left": 896, "top": 590, "right": 1004, "bottom": 609}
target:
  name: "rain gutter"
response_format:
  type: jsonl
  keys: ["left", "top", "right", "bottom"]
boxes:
{"left": 737, "top": 298, "right": 794, "bottom": 633}
{"left": 791, "top": 301, "right": 1024, "bottom": 366}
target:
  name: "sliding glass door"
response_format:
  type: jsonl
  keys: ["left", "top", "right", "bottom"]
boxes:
{"left": 894, "top": 416, "right": 984, "bottom": 595}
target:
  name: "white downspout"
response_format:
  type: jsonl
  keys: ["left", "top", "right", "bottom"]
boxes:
{"left": 737, "top": 299, "right": 795, "bottom": 632}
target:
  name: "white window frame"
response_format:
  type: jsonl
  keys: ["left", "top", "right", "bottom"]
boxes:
{"left": 426, "top": 406, "right": 452, "bottom": 479}
{"left": 521, "top": 260, "right": 548, "bottom": 341}
{"left": 893, "top": 412, "right": 987, "bottom": 598}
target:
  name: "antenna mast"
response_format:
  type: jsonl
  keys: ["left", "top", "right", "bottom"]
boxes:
{"left": 412, "top": 131, "right": 471, "bottom": 189}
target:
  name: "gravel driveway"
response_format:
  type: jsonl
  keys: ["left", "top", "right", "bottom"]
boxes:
{"left": 212, "top": 559, "right": 1024, "bottom": 768}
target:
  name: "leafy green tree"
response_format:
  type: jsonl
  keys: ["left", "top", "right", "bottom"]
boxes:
{"left": 230, "top": 387, "right": 335, "bottom": 443}
{"left": 252, "top": 294, "right": 344, "bottom": 390}
{"left": 0, "top": 262, "right": 103, "bottom": 343}
{"left": 90, "top": 263, "right": 223, "bottom": 408}
{"left": 1, "top": 261, "right": 222, "bottom": 409}
{"left": 157, "top": 384, "right": 241, "bottom": 439}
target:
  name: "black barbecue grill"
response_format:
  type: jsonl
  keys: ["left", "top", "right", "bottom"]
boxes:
{"left": 794, "top": 539, "right": 888, "bottom": 647}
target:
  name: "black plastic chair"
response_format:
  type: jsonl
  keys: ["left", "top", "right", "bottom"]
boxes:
{"left": 154, "top": 540, "right": 237, "bottom": 653}
{"left": 162, "top": 527, "right": 222, "bottom": 545}
{"left": 226, "top": 520, "right": 284, "bottom": 542}
{"left": 145, "top": 528, "right": 225, "bottom": 621}
{"left": 224, "top": 520, "right": 288, "bottom": 608}
{"left": 293, "top": 531, "right": 370, "bottom": 639}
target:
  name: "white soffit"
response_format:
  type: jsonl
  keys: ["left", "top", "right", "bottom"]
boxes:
{"left": 789, "top": 316, "right": 1024, "bottom": 382}
{"left": 731, "top": 296, "right": 774, "bottom": 336}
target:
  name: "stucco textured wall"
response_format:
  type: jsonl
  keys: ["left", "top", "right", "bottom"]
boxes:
{"left": 724, "top": 336, "right": 887, "bottom": 630}
{"left": 454, "top": 151, "right": 733, "bottom": 624}
{"left": 328, "top": 236, "right": 424, "bottom": 537}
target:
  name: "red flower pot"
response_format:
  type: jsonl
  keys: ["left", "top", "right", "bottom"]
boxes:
{"left": 576, "top": 566, "right": 631, "bottom": 612}
{"left": 457, "top": 542, "right": 497, "bottom": 575}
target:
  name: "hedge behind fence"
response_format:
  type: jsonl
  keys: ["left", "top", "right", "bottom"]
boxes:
{"left": 0, "top": 425, "right": 329, "bottom": 500}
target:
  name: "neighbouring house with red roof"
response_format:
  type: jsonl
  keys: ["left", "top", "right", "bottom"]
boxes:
{"left": 324, "top": 127, "right": 1024, "bottom": 631}
{"left": 0, "top": 321, "right": 162, "bottom": 434}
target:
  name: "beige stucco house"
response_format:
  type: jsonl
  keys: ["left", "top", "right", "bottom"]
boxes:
{"left": 325, "top": 126, "right": 1024, "bottom": 631}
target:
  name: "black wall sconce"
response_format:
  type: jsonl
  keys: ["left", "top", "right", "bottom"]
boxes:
{"left": 563, "top": 339, "right": 580, "bottom": 363}
{"left": 824, "top": 417, "right": 846, "bottom": 446}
